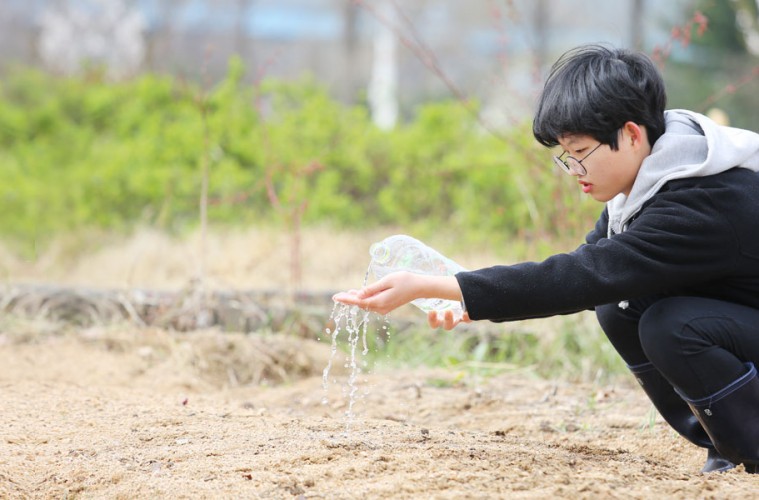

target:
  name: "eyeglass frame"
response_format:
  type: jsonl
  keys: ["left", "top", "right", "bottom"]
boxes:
{"left": 552, "top": 142, "right": 604, "bottom": 176}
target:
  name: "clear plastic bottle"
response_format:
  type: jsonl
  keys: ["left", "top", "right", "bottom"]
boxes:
{"left": 368, "top": 234, "right": 467, "bottom": 320}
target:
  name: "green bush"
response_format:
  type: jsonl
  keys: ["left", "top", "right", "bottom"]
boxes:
{"left": 0, "top": 60, "right": 602, "bottom": 253}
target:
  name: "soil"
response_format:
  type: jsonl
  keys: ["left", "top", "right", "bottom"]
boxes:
{"left": 2, "top": 324, "right": 758, "bottom": 499}
{"left": 2, "top": 228, "right": 759, "bottom": 498}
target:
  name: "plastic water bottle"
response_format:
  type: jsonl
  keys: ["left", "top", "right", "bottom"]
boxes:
{"left": 368, "top": 234, "right": 467, "bottom": 319}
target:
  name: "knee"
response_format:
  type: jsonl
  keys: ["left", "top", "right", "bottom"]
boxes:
{"left": 596, "top": 301, "right": 643, "bottom": 345}
{"left": 638, "top": 297, "right": 691, "bottom": 365}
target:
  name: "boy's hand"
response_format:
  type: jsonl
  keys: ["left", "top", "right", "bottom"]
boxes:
{"left": 333, "top": 272, "right": 468, "bottom": 329}
{"left": 332, "top": 271, "right": 424, "bottom": 315}
{"left": 427, "top": 310, "right": 471, "bottom": 330}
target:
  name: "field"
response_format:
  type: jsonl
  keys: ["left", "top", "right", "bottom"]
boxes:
{"left": 1, "top": 229, "right": 758, "bottom": 498}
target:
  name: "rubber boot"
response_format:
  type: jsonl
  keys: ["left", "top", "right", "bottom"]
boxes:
{"left": 630, "top": 362, "right": 735, "bottom": 473}
{"left": 679, "top": 362, "right": 759, "bottom": 474}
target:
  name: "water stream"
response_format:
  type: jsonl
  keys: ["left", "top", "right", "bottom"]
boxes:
{"left": 321, "top": 301, "right": 373, "bottom": 431}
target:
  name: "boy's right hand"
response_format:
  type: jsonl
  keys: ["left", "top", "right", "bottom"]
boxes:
{"left": 332, "top": 271, "right": 423, "bottom": 316}
{"left": 333, "top": 272, "right": 468, "bottom": 328}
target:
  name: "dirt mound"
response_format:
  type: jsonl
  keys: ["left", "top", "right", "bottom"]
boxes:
{"left": 0, "top": 321, "right": 339, "bottom": 391}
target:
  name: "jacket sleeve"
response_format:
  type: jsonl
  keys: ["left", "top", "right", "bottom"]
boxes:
{"left": 455, "top": 186, "right": 739, "bottom": 322}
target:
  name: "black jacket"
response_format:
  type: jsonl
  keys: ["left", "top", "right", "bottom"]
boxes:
{"left": 456, "top": 167, "right": 759, "bottom": 321}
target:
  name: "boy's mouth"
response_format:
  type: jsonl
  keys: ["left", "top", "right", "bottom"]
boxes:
{"left": 579, "top": 181, "right": 592, "bottom": 193}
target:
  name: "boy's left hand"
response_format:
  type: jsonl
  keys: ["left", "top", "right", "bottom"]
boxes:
{"left": 427, "top": 309, "right": 471, "bottom": 330}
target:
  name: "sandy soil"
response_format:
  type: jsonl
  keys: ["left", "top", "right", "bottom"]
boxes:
{"left": 2, "top": 324, "right": 758, "bottom": 500}
{"left": 2, "top": 228, "right": 758, "bottom": 498}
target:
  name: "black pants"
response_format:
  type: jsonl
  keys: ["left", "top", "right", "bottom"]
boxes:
{"left": 596, "top": 296, "right": 759, "bottom": 399}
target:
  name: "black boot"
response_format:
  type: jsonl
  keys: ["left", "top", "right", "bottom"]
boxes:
{"left": 630, "top": 362, "right": 735, "bottom": 473}
{"left": 679, "top": 362, "right": 759, "bottom": 474}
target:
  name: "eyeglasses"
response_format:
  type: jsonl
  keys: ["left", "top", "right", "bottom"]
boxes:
{"left": 553, "top": 143, "right": 603, "bottom": 176}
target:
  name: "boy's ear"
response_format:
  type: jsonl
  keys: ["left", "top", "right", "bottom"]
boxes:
{"left": 622, "top": 121, "right": 646, "bottom": 147}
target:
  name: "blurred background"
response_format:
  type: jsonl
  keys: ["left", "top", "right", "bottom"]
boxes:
{"left": 0, "top": 0, "right": 757, "bottom": 294}
{"left": 2, "top": 1, "right": 757, "bottom": 124}
{"left": 0, "top": 0, "right": 757, "bottom": 382}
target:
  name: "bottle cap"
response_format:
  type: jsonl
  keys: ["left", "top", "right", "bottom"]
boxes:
{"left": 369, "top": 242, "right": 391, "bottom": 264}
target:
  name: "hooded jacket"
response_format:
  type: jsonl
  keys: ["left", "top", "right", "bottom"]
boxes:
{"left": 608, "top": 109, "right": 759, "bottom": 236}
{"left": 457, "top": 110, "right": 759, "bottom": 322}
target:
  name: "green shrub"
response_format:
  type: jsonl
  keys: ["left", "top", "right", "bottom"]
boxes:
{"left": 0, "top": 60, "right": 601, "bottom": 253}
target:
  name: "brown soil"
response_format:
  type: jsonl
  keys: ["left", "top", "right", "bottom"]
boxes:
{"left": 2, "top": 324, "right": 758, "bottom": 499}
{"left": 2, "top": 228, "right": 758, "bottom": 498}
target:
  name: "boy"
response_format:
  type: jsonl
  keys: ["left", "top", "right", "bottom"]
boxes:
{"left": 334, "top": 44, "right": 759, "bottom": 473}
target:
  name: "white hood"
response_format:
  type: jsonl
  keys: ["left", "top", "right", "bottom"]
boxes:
{"left": 607, "top": 109, "right": 759, "bottom": 237}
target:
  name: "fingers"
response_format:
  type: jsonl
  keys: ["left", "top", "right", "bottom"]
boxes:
{"left": 442, "top": 309, "right": 457, "bottom": 330}
{"left": 360, "top": 279, "right": 391, "bottom": 298}
{"left": 427, "top": 310, "right": 442, "bottom": 328}
{"left": 332, "top": 290, "right": 363, "bottom": 306}
{"left": 333, "top": 284, "right": 392, "bottom": 314}
{"left": 339, "top": 273, "right": 413, "bottom": 315}
{"left": 333, "top": 276, "right": 392, "bottom": 304}
{"left": 427, "top": 309, "right": 468, "bottom": 330}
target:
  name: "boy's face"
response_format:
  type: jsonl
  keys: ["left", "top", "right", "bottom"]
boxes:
{"left": 557, "top": 123, "right": 650, "bottom": 202}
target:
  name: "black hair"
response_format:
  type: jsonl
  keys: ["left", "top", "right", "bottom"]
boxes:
{"left": 532, "top": 44, "right": 667, "bottom": 150}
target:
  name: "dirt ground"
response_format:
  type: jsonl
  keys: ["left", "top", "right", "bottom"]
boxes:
{"left": 2, "top": 229, "right": 759, "bottom": 498}
{"left": 2, "top": 323, "right": 759, "bottom": 500}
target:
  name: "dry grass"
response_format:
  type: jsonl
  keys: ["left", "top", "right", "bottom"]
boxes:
{"left": 0, "top": 226, "right": 515, "bottom": 293}
{"left": 0, "top": 227, "right": 618, "bottom": 382}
